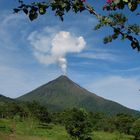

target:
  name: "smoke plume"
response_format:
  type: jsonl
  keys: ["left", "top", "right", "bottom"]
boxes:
{"left": 28, "top": 27, "right": 86, "bottom": 74}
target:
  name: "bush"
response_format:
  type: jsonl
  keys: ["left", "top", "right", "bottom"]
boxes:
{"left": 64, "top": 108, "right": 93, "bottom": 140}
{"left": 131, "top": 118, "right": 140, "bottom": 140}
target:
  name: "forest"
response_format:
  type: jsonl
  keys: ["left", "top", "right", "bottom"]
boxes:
{"left": 0, "top": 100, "right": 140, "bottom": 140}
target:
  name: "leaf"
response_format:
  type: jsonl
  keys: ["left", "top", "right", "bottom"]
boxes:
{"left": 65, "top": 2, "right": 71, "bottom": 12}
{"left": 39, "top": 7, "right": 46, "bottom": 15}
{"left": 23, "top": 8, "right": 28, "bottom": 15}
{"left": 112, "top": 33, "right": 118, "bottom": 40}
{"left": 114, "top": 0, "right": 121, "bottom": 4}
{"left": 29, "top": 12, "right": 38, "bottom": 21}
{"left": 103, "top": 36, "right": 113, "bottom": 44}
{"left": 131, "top": 41, "right": 137, "bottom": 49}
{"left": 131, "top": 40, "right": 140, "bottom": 51}
{"left": 18, "top": 0, "right": 23, "bottom": 3}
{"left": 51, "top": 4, "right": 56, "bottom": 11}
{"left": 94, "top": 24, "right": 103, "bottom": 30}
{"left": 121, "top": 34, "right": 127, "bottom": 41}
{"left": 117, "top": 1, "right": 125, "bottom": 9}
{"left": 61, "top": 3, "right": 66, "bottom": 9}
{"left": 13, "top": 8, "right": 20, "bottom": 13}
{"left": 65, "top": 5, "right": 71, "bottom": 12}
{"left": 123, "top": 0, "right": 128, "bottom": 3}
{"left": 128, "top": 2, "right": 137, "bottom": 11}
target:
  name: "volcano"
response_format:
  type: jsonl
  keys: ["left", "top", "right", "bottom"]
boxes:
{"left": 17, "top": 75, "right": 139, "bottom": 115}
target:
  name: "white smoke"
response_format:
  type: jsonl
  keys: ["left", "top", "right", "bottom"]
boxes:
{"left": 28, "top": 27, "right": 86, "bottom": 74}
{"left": 58, "top": 58, "right": 67, "bottom": 75}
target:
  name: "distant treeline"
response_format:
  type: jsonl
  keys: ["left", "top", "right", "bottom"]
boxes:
{"left": 0, "top": 100, "right": 140, "bottom": 140}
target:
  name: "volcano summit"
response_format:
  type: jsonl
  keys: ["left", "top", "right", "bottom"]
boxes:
{"left": 17, "top": 75, "right": 139, "bottom": 115}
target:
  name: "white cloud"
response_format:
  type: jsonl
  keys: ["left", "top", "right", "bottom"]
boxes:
{"left": 86, "top": 76, "right": 140, "bottom": 110}
{"left": 78, "top": 48, "right": 122, "bottom": 61}
{"left": 28, "top": 27, "right": 86, "bottom": 74}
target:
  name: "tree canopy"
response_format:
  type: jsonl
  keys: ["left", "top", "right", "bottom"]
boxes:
{"left": 64, "top": 108, "right": 93, "bottom": 140}
{"left": 131, "top": 118, "right": 140, "bottom": 140}
{"left": 14, "top": 0, "right": 140, "bottom": 51}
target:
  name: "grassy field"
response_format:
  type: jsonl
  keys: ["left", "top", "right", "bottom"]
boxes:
{"left": 0, "top": 119, "right": 134, "bottom": 140}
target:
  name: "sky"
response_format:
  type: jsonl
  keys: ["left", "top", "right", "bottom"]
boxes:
{"left": 0, "top": 0, "right": 140, "bottom": 111}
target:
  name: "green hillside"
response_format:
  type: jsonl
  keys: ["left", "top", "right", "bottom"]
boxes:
{"left": 0, "top": 94, "right": 14, "bottom": 103}
{"left": 17, "top": 75, "right": 139, "bottom": 115}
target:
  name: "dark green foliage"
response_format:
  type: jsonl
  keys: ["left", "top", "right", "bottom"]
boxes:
{"left": 14, "top": 0, "right": 85, "bottom": 21}
{"left": 0, "top": 102, "right": 29, "bottom": 119}
{"left": 89, "top": 112, "right": 115, "bottom": 132}
{"left": 49, "top": 108, "right": 139, "bottom": 137}
{"left": 104, "top": 0, "right": 140, "bottom": 12}
{"left": 64, "top": 108, "right": 93, "bottom": 140}
{"left": 26, "top": 101, "right": 51, "bottom": 123}
{"left": 114, "top": 113, "right": 135, "bottom": 134}
{"left": 131, "top": 118, "right": 140, "bottom": 140}
{"left": 0, "top": 95, "right": 51, "bottom": 123}
{"left": 17, "top": 75, "right": 140, "bottom": 115}
{"left": 95, "top": 13, "right": 140, "bottom": 51}
{"left": 14, "top": 0, "right": 140, "bottom": 52}
{"left": 0, "top": 94, "right": 14, "bottom": 102}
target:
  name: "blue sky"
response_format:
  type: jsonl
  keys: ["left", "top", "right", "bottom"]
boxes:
{"left": 0, "top": 0, "right": 140, "bottom": 110}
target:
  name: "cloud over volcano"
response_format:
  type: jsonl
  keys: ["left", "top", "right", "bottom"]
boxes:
{"left": 28, "top": 27, "right": 86, "bottom": 74}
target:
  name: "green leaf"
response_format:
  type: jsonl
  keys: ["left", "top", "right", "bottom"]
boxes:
{"left": 117, "top": 1, "right": 125, "bottom": 9}
{"left": 61, "top": 3, "right": 66, "bottom": 9}
{"left": 39, "top": 7, "right": 46, "bottom": 15}
{"left": 114, "top": 0, "right": 121, "bottom": 4}
{"left": 103, "top": 36, "right": 113, "bottom": 44}
{"left": 121, "top": 34, "right": 127, "bottom": 41}
{"left": 123, "top": 0, "right": 128, "bottom": 3}
{"left": 112, "top": 34, "right": 118, "bottom": 40}
{"left": 29, "top": 12, "right": 38, "bottom": 21}
{"left": 65, "top": 5, "right": 71, "bottom": 12}
{"left": 128, "top": 2, "right": 137, "bottom": 11}
{"left": 94, "top": 24, "right": 103, "bottom": 30}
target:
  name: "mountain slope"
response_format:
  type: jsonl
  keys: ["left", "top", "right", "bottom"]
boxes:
{"left": 0, "top": 94, "right": 14, "bottom": 103}
{"left": 17, "top": 75, "right": 139, "bottom": 115}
